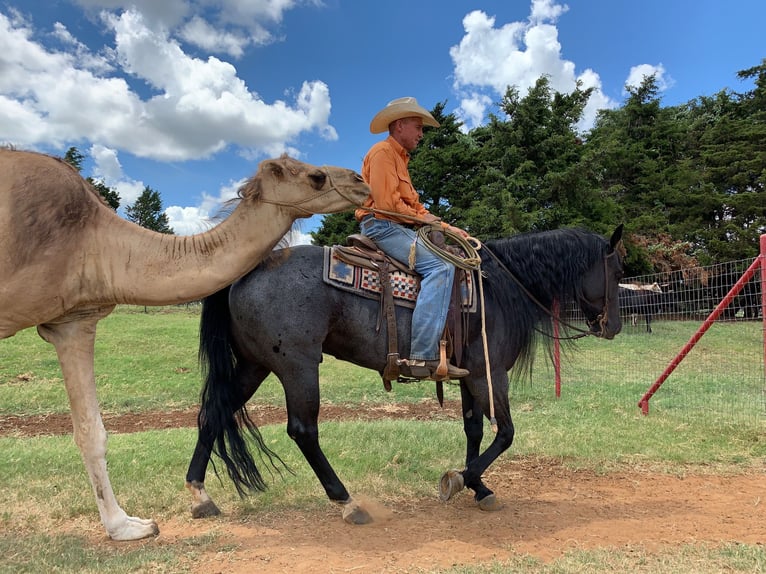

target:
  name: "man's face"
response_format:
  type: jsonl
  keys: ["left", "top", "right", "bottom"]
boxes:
{"left": 394, "top": 117, "right": 424, "bottom": 152}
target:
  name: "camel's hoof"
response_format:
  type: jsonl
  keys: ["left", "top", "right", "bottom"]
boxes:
{"left": 476, "top": 493, "right": 504, "bottom": 512}
{"left": 191, "top": 500, "right": 221, "bottom": 519}
{"left": 438, "top": 469, "right": 464, "bottom": 501}
{"left": 108, "top": 517, "right": 159, "bottom": 541}
{"left": 341, "top": 499, "right": 373, "bottom": 525}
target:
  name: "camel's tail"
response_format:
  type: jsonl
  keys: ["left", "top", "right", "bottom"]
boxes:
{"left": 198, "top": 286, "right": 284, "bottom": 496}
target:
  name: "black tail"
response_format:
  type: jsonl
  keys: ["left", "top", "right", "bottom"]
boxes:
{"left": 198, "top": 286, "right": 285, "bottom": 496}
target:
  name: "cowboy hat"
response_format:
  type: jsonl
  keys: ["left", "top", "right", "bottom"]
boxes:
{"left": 369, "top": 97, "right": 440, "bottom": 134}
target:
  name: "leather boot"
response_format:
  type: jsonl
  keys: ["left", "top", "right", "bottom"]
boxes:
{"left": 399, "top": 359, "right": 470, "bottom": 381}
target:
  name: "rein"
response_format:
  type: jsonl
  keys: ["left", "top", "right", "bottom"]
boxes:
{"left": 355, "top": 207, "right": 614, "bottom": 432}
{"left": 480, "top": 245, "right": 615, "bottom": 340}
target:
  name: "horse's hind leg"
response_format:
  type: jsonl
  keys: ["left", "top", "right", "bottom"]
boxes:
{"left": 280, "top": 364, "right": 371, "bottom": 525}
{"left": 186, "top": 363, "right": 270, "bottom": 518}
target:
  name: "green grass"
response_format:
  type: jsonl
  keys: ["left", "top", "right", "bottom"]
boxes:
{"left": 0, "top": 305, "right": 764, "bottom": 573}
{"left": 428, "top": 544, "right": 766, "bottom": 573}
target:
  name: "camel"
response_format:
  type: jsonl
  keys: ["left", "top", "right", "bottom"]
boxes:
{"left": 0, "top": 148, "right": 369, "bottom": 540}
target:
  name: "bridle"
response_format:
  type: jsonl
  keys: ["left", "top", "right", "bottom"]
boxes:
{"left": 580, "top": 249, "right": 620, "bottom": 339}
{"left": 482, "top": 244, "right": 619, "bottom": 340}
{"left": 258, "top": 167, "right": 365, "bottom": 216}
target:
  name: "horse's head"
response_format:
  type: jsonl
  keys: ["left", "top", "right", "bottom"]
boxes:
{"left": 578, "top": 225, "right": 624, "bottom": 339}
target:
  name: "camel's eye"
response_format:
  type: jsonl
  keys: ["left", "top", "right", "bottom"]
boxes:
{"left": 309, "top": 171, "right": 327, "bottom": 189}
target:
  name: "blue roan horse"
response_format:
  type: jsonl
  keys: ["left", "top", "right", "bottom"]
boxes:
{"left": 185, "top": 225, "right": 624, "bottom": 523}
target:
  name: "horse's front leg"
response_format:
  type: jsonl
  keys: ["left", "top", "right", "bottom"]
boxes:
{"left": 440, "top": 374, "right": 514, "bottom": 512}
{"left": 281, "top": 365, "right": 371, "bottom": 525}
{"left": 38, "top": 314, "right": 159, "bottom": 541}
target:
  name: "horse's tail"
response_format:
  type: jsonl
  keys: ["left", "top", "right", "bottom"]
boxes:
{"left": 198, "top": 286, "right": 285, "bottom": 496}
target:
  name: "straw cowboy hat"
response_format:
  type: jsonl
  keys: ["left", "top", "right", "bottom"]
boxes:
{"left": 369, "top": 97, "right": 440, "bottom": 134}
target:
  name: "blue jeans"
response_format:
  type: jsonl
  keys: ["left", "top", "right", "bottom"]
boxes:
{"left": 360, "top": 217, "right": 455, "bottom": 361}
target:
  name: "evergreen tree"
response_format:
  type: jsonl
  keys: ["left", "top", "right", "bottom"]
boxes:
{"left": 125, "top": 186, "right": 174, "bottom": 234}
{"left": 310, "top": 212, "right": 356, "bottom": 246}
{"left": 90, "top": 179, "right": 121, "bottom": 210}
{"left": 63, "top": 146, "right": 85, "bottom": 171}
{"left": 62, "top": 146, "right": 121, "bottom": 210}
{"left": 312, "top": 63, "right": 765, "bottom": 268}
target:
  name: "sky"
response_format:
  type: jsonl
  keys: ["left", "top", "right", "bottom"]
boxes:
{"left": 1, "top": 0, "right": 764, "bottom": 241}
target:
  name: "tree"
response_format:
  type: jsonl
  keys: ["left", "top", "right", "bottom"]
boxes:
{"left": 62, "top": 146, "right": 121, "bottom": 210}
{"left": 310, "top": 212, "right": 356, "bottom": 246}
{"left": 90, "top": 179, "right": 121, "bottom": 210}
{"left": 312, "top": 63, "right": 765, "bottom": 268}
{"left": 63, "top": 146, "right": 85, "bottom": 171}
{"left": 125, "top": 186, "right": 174, "bottom": 234}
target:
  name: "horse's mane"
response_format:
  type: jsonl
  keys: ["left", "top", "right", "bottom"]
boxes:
{"left": 480, "top": 228, "right": 609, "bottom": 378}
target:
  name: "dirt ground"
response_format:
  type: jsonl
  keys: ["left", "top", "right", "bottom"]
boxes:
{"left": 2, "top": 402, "right": 764, "bottom": 573}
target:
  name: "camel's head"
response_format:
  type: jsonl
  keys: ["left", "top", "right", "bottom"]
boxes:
{"left": 242, "top": 155, "right": 369, "bottom": 217}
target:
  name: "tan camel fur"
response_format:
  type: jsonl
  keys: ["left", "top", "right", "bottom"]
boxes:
{"left": 0, "top": 149, "right": 369, "bottom": 540}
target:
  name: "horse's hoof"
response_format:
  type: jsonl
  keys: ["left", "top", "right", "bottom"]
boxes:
{"left": 438, "top": 469, "right": 464, "bottom": 501}
{"left": 475, "top": 493, "right": 504, "bottom": 512}
{"left": 191, "top": 500, "right": 221, "bottom": 519}
{"left": 341, "top": 499, "right": 373, "bottom": 525}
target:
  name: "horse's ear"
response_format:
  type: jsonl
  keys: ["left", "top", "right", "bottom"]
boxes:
{"left": 609, "top": 224, "right": 624, "bottom": 249}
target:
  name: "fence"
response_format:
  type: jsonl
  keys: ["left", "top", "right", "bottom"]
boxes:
{"left": 520, "top": 235, "right": 765, "bottom": 427}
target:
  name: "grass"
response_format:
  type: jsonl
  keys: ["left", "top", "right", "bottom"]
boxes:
{"left": 427, "top": 544, "right": 766, "bottom": 573}
{"left": 0, "top": 305, "right": 764, "bottom": 572}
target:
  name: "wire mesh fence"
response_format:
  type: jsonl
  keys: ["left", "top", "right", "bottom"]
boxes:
{"left": 511, "top": 257, "right": 765, "bottom": 428}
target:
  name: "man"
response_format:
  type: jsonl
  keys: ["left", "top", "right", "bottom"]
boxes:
{"left": 355, "top": 97, "right": 470, "bottom": 381}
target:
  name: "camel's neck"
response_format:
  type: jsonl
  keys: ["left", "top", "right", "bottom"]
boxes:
{"left": 92, "top": 201, "right": 298, "bottom": 306}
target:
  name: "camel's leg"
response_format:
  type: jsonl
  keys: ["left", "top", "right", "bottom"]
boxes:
{"left": 38, "top": 311, "right": 159, "bottom": 541}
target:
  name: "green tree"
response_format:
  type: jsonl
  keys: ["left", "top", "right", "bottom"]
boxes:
{"left": 125, "top": 186, "right": 174, "bottom": 234}
{"left": 584, "top": 75, "right": 694, "bottom": 273}
{"left": 90, "top": 179, "right": 121, "bottom": 210}
{"left": 63, "top": 146, "right": 85, "bottom": 171}
{"left": 310, "top": 212, "right": 357, "bottom": 246}
{"left": 313, "top": 63, "right": 765, "bottom": 267}
{"left": 689, "top": 61, "right": 766, "bottom": 261}
{"left": 62, "top": 146, "right": 121, "bottom": 210}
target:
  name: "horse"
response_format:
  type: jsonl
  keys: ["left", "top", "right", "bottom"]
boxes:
{"left": 185, "top": 225, "right": 624, "bottom": 524}
{"left": 618, "top": 284, "right": 665, "bottom": 333}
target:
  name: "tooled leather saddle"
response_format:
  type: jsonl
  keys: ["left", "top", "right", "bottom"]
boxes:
{"left": 327, "top": 232, "right": 474, "bottom": 403}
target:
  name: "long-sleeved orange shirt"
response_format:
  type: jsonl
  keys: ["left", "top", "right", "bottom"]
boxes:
{"left": 354, "top": 136, "right": 430, "bottom": 225}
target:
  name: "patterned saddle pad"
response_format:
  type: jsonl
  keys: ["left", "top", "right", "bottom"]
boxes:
{"left": 322, "top": 246, "right": 477, "bottom": 311}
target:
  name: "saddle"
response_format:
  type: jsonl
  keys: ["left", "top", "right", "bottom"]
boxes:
{"left": 333, "top": 233, "right": 470, "bottom": 403}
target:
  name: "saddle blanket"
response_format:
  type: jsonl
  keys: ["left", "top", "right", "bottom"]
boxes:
{"left": 322, "top": 246, "right": 477, "bottom": 311}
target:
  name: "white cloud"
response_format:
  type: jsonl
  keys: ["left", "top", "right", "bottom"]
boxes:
{"left": 90, "top": 144, "right": 145, "bottom": 205}
{"left": 178, "top": 16, "right": 251, "bottom": 58}
{"left": 625, "top": 63, "right": 673, "bottom": 93}
{"left": 456, "top": 93, "right": 492, "bottom": 133}
{"left": 0, "top": 1, "right": 339, "bottom": 236}
{"left": 0, "top": 4, "right": 336, "bottom": 162}
{"left": 449, "top": 1, "right": 618, "bottom": 132}
{"left": 282, "top": 228, "right": 313, "bottom": 246}
{"left": 166, "top": 176, "right": 249, "bottom": 235}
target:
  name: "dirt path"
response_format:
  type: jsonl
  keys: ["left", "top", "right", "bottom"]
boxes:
{"left": 3, "top": 403, "right": 764, "bottom": 572}
{"left": 156, "top": 458, "right": 765, "bottom": 573}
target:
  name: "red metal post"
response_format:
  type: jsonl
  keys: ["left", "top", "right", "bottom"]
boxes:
{"left": 761, "top": 234, "right": 766, "bottom": 396}
{"left": 553, "top": 299, "right": 561, "bottom": 398}
{"left": 637, "top": 245, "right": 764, "bottom": 414}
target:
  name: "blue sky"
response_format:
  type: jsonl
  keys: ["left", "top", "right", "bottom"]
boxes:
{"left": 1, "top": 0, "right": 763, "bottom": 240}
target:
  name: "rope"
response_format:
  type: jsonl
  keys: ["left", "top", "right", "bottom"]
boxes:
{"left": 363, "top": 210, "right": 499, "bottom": 433}
{"left": 420, "top": 226, "right": 498, "bottom": 432}
{"left": 357, "top": 207, "right": 499, "bottom": 432}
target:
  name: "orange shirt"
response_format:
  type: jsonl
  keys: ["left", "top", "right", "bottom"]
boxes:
{"left": 354, "top": 136, "right": 430, "bottom": 224}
